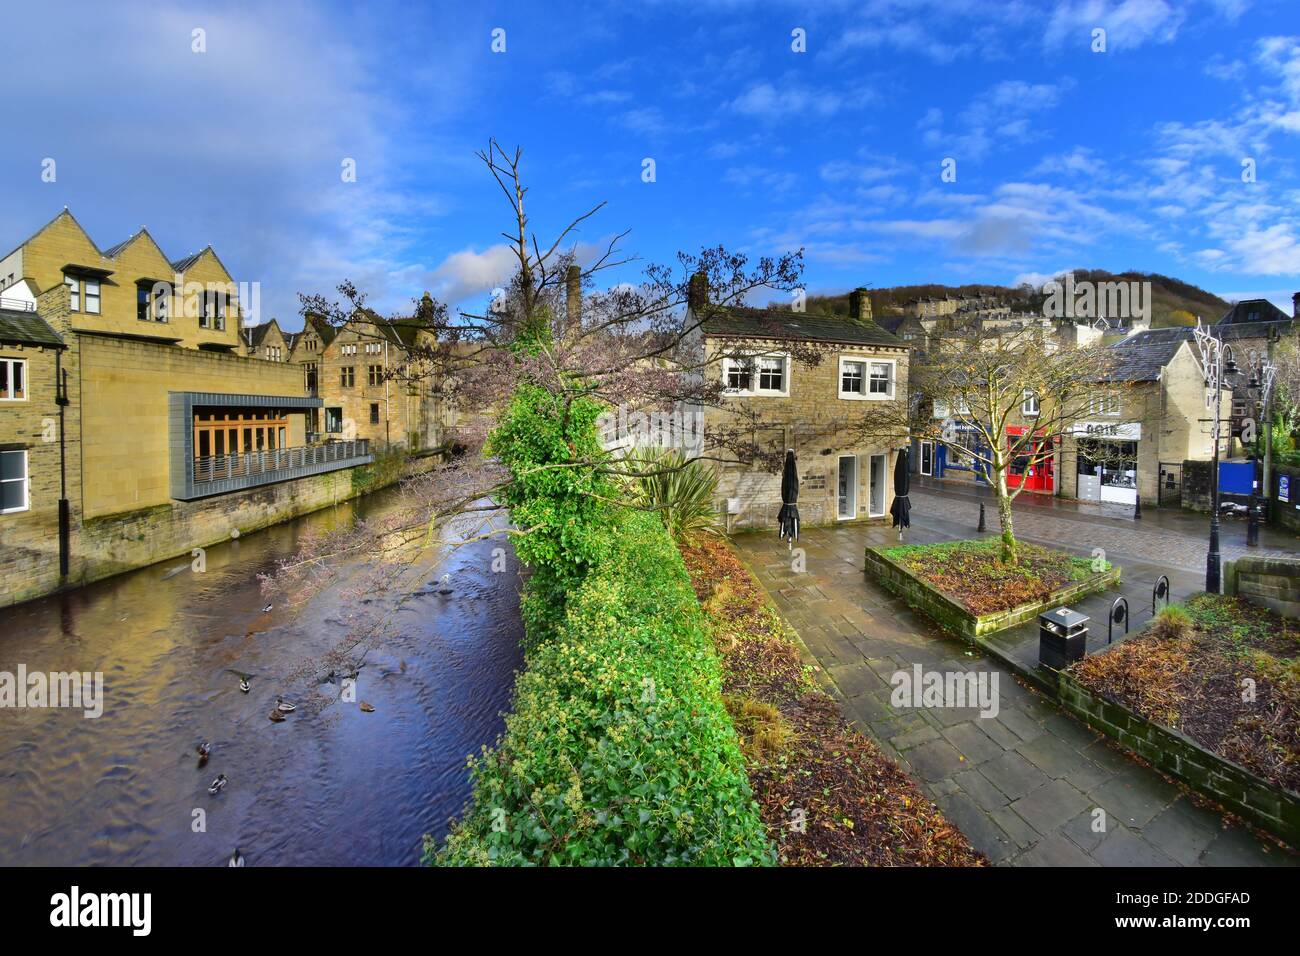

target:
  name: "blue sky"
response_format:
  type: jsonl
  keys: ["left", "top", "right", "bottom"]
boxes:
{"left": 3, "top": 0, "right": 1298, "bottom": 328}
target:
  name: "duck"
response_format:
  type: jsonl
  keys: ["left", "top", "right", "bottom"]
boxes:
{"left": 226, "top": 669, "right": 254, "bottom": 693}
{"left": 228, "top": 848, "right": 245, "bottom": 867}
{"left": 268, "top": 709, "right": 285, "bottom": 723}
{"left": 262, "top": 603, "right": 273, "bottom": 613}
{"left": 196, "top": 742, "right": 211, "bottom": 767}
{"left": 359, "top": 701, "right": 375, "bottom": 713}
{"left": 275, "top": 697, "right": 296, "bottom": 713}
{"left": 436, "top": 572, "right": 453, "bottom": 596}
{"left": 208, "top": 773, "right": 227, "bottom": 794}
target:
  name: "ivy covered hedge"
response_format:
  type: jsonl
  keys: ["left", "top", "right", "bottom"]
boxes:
{"left": 428, "top": 382, "right": 771, "bottom": 865}
{"left": 432, "top": 509, "right": 772, "bottom": 865}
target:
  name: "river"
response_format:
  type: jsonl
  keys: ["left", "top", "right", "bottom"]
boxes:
{"left": 0, "top": 486, "right": 524, "bottom": 865}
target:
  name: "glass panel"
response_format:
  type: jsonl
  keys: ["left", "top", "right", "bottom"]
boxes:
{"left": 137, "top": 287, "right": 150, "bottom": 321}
{"left": 1, "top": 478, "right": 24, "bottom": 511}
{"left": 85, "top": 279, "right": 100, "bottom": 314}
{"left": 198, "top": 431, "right": 210, "bottom": 457}
{"left": 214, "top": 431, "right": 225, "bottom": 456}
{"left": 0, "top": 450, "right": 24, "bottom": 481}
{"left": 13, "top": 361, "right": 22, "bottom": 399}
{"left": 0, "top": 361, "right": 7, "bottom": 398}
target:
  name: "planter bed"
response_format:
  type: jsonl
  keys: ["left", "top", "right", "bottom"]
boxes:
{"left": 864, "top": 539, "right": 1120, "bottom": 641}
{"left": 1064, "top": 595, "right": 1300, "bottom": 846}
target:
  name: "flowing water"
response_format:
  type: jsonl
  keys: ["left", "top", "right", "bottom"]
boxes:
{"left": 0, "top": 487, "right": 524, "bottom": 865}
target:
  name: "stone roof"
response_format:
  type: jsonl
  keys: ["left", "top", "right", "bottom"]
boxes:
{"left": 700, "top": 307, "right": 905, "bottom": 348}
{"left": 1217, "top": 298, "right": 1291, "bottom": 326}
{"left": 1104, "top": 328, "right": 1191, "bottom": 381}
{"left": 0, "top": 308, "right": 64, "bottom": 348}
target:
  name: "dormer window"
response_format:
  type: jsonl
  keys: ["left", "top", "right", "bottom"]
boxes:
{"left": 84, "top": 278, "right": 101, "bottom": 315}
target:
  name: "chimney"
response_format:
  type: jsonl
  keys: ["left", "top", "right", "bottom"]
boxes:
{"left": 687, "top": 270, "right": 709, "bottom": 312}
{"left": 849, "top": 287, "right": 873, "bottom": 324}
{"left": 1292, "top": 291, "right": 1299, "bottom": 320}
{"left": 565, "top": 264, "right": 581, "bottom": 332}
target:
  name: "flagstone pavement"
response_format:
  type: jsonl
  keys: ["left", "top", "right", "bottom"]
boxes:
{"left": 731, "top": 488, "right": 1299, "bottom": 867}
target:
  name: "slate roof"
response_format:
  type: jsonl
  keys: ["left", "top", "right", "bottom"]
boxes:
{"left": 1217, "top": 298, "right": 1291, "bottom": 326}
{"left": 1104, "top": 328, "right": 1191, "bottom": 381}
{"left": 700, "top": 307, "right": 905, "bottom": 348}
{"left": 244, "top": 320, "right": 278, "bottom": 349}
{"left": 0, "top": 308, "right": 64, "bottom": 348}
{"left": 169, "top": 248, "right": 209, "bottom": 273}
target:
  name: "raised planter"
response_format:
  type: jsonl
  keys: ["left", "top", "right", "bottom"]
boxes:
{"left": 864, "top": 545, "right": 1120, "bottom": 641}
{"left": 1059, "top": 671, "right": 1300, "bottom": 847}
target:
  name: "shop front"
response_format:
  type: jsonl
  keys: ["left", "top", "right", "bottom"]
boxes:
{"left": 1070, "top": 421, "right": 1141, "bottom": 505}
{"left": 1005, "top": 426, "right": 1056, "bottom": 494}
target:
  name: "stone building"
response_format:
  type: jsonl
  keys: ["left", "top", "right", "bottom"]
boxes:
{"left": 290, "top": 310, "right": 443, "bottom": 451}
{"left": 694, "top": 281, "right": 911, "bottom": 529}
{"left": 241, "top": 317, "right": 291, "bottom": 363}
{"left": 0, "top": 210, "right": 381, "bottom": 606}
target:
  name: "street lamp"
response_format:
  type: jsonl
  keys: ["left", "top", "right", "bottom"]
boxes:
{"left": 1244, "top": 330, "right": 1279, "bottom": 545}
{"left": 1191, "top": 320, "right": 1237, "bottom": 593}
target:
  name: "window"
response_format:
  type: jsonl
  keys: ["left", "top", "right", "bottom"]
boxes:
{"left": 725, "top": 358, "right": 752, "bottom": 392}
{"left": 64, "top": 274, "right": 79, "bottom": 311}
{"left": 154, "top": 284, "right": 168, "bottom": 322}
{"left": 340, "top": 366, "right": 355, "bottom": 388}
{"left": 341, "top": 343, "right": 357, "bottom": 357}
{"left": 304, "top": 363, "right": 317, "bottom": 393}
{"left": 370, "top": 403, "right": 380, "bottom": 424}
{"left": 368, "top": 364, "right": 383, "bottom": 386}
{"left": 841, "top": 360, "right": 865, "bottom": 395}
{"left": 1088, "top": 393, "right": 1120, "bottom": 417}
{"left": 867, "top": 361, "right": 894, "bottom": 398}
{"left": 213, "top": 293, "right": 226, "bottom": 331}
{"left": 1022, "top": 390, "right": 1040, "bottom": 417}
{"left": 199, "top": 291, "right": 226, "bottom": 330}
{"left": 365, "top": 341, "right": 382, "bottom": 355}
{"left": 84, "top": 278, "right": 101, "bottom": 315}
{"left": 0, "top": 358, "right": 25, "bottom": 401}
{"left": 325, "top": 407, "right": 343, "bottom": 433}
{"left": 758, "top": 356, "right": 784, "bottom": 392}
{"left": 1, "top": 449, "right": 28, "bottom": 513}
{"left": 266, "top": 346, "right": 282, "bottom": 362}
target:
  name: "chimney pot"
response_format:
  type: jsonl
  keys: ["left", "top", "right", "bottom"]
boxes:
{"left": 849, "top": 287, "right": 873, "bottom": 323}
{"left": 565, "top": 264, "right": 581, "bottom": 332}
{"left": 688, "top": 270, "right": 709, "bottom": 312}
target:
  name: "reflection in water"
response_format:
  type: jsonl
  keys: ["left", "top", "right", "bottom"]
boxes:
{"left": 0, "top": 487, "right": 523, "bottom": 866}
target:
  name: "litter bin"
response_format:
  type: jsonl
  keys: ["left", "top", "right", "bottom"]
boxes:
{"left": 1039, "top": 607, "right": 1089, "bottom": 670}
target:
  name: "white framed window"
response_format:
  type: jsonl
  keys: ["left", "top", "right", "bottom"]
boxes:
{"left": 1022, "top": 389, "right": 1040, "bottom": 417}
{"left": 84, "top": 278, "right": 101, "bottom": 315}
{"left": 722, "top": 352, "right": 789, "bottom": 396}
{"left": 1089, "top": 393, "right": 1120, "bottom": 417}
{"left": 64, "top": 273, "right": 79, "bottom": 311}
{"left": 341, "top": 343, "right": 358, "bottom": 357}
{"left": 839, "top": 358, "right": 866, "bottom": 398}
{"left": 1, "top": 449, "right": 29, "bottom": 514}
{"left": 866, "top": 359, "right": 895, "bottom": 399}
{"left": 0, "top": 358, "right": 26, "bottom": 401}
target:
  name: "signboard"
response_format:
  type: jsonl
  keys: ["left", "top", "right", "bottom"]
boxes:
{"left": 1070, "top": 421, "right": 1141, "bottom": 440}
{"left": 1280, "top": 474, "right": 1291, "bottom": 504}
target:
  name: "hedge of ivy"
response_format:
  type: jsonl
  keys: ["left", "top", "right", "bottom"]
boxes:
{"left": 429, "top": 384, "right": 772, "bottom": 865}
{"left": 432, "top": 508, "right": 772, "bottom": 865}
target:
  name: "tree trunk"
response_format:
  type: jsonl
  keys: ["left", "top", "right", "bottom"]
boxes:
{"left": 995, "top": 470, "right": 1018, "bottom": 566}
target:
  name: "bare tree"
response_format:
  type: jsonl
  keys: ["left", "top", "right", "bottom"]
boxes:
{"left": 849, "top": 324, "right": 1132, "bottom": 565}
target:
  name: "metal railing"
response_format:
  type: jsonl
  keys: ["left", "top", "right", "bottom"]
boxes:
{"left": 194, "top": 439, "right": 369, "bottom": 483}
{"left": 0, "top": 296, "right": 36, "bottom": 312}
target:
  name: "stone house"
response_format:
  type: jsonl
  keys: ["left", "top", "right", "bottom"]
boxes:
{"left": 0, "top": 210, "right": 376, "bottom": 606}
{"left": 241, "top": 317, "right": 291, "bottom": 363}
{"left": 693, "top": 282, "right": 911, "bottom": 529}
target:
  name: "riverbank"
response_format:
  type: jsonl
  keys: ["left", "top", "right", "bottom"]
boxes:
{"left": 678, "top": 534, "right": 986, "bottom": 866}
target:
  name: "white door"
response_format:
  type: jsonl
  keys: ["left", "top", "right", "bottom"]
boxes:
{"left": 869, "top": 454, "right": 887, "bottom": 516}
{"left": 837, "top": 456, "right": 857, "bottom": 519}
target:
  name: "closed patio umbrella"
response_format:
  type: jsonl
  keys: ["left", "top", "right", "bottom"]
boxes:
{"left": 889, "top": 447, "right": 911, "bottom": 540}
{"left": 777, "top": 449, "right": 800, "bottom": 546}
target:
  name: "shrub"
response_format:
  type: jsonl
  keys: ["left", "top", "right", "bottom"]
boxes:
{"left": 1151, "top": 604, "right": 1193, "bottom": 640}
{"left": 619, "top": 446, "right": 722, "bottom": 538}
{"left": 431, "top": 510, "right": 772, "bottom": 866}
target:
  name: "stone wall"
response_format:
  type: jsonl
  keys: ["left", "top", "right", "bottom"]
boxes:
{"left": 1223, "top": 554, "right": 1300, "bottom": 619}
{"left": 1181, "top": 458, "right": 1213, "bottom": 511}
{"left": 1059, "top": 672, "right": 1300, "bottom": 846}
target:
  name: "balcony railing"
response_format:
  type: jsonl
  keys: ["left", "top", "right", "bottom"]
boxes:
{"left": 0, "top": 297, "right": 36, "bottom": 312}
{"left": 194, "top": 439, "right": 370, "bottom": 483}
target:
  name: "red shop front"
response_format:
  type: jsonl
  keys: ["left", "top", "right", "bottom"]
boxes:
{"left": 1005, "top": 427, "right": 1055, "bottom": 494}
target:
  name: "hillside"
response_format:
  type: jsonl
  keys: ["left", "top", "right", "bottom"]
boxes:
{"left": 779, "top": 271, "right": 1232, "bottom": 331}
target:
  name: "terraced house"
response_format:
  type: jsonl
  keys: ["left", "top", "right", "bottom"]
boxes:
{"left": 694, "top": 281, "right": 911, "bottom": 529}
{"left": 0, "top": 210, "right": 382, "bottom": 607}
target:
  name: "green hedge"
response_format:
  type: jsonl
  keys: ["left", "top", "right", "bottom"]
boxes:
{"left": 431, "top": 509, "right": 773, "bottom": 866}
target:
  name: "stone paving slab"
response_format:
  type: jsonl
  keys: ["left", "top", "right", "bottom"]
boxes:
{"left": 730, "top": 497, "right": 1299, "bottom": 867}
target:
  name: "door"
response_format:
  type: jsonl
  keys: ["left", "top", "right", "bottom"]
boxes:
{"left": 919, "top": 441, "right": 933, "bottom": 476}
{"left": 869, "top": 454, "right": 887, "bottom": 516}
{"left": 837, "top": 456, "right": 857, "bottom": 519}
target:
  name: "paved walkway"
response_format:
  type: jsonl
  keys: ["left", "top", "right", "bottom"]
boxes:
{"left": 733, "top": 491, "right": 1298, "bottom": 867}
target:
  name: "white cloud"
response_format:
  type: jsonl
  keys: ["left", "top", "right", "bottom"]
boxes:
{"left": 426, "top": 245, "right": 519, "bottom": 306}
{"left": 1044, "top": 0, "right": 1186, "bottom": 51}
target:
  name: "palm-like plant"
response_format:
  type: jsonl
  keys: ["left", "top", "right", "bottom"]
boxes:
{"left": 619, "top": 446, "right": 721, "bottom": 537}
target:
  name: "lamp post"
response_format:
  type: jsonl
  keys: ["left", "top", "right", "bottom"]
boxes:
{"left": 1192, "top": 321, "right": 1238, "bottom": 593}
{"left": 1245, "top": 332, "right": 1278, "bottom": 545}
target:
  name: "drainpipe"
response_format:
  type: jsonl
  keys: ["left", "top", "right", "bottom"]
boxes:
{"left": 55, "top": 351, "right": 70, "bottom": 579}
{"left": 384, "top": 338, "right": 391, "bottom": 448}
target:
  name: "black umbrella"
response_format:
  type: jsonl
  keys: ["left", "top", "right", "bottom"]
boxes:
{"left": 889, "top": 447, "right": 911, "bottom": 539}
{"left": 777, "top": 449, "right": 800, "bottom": 546}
